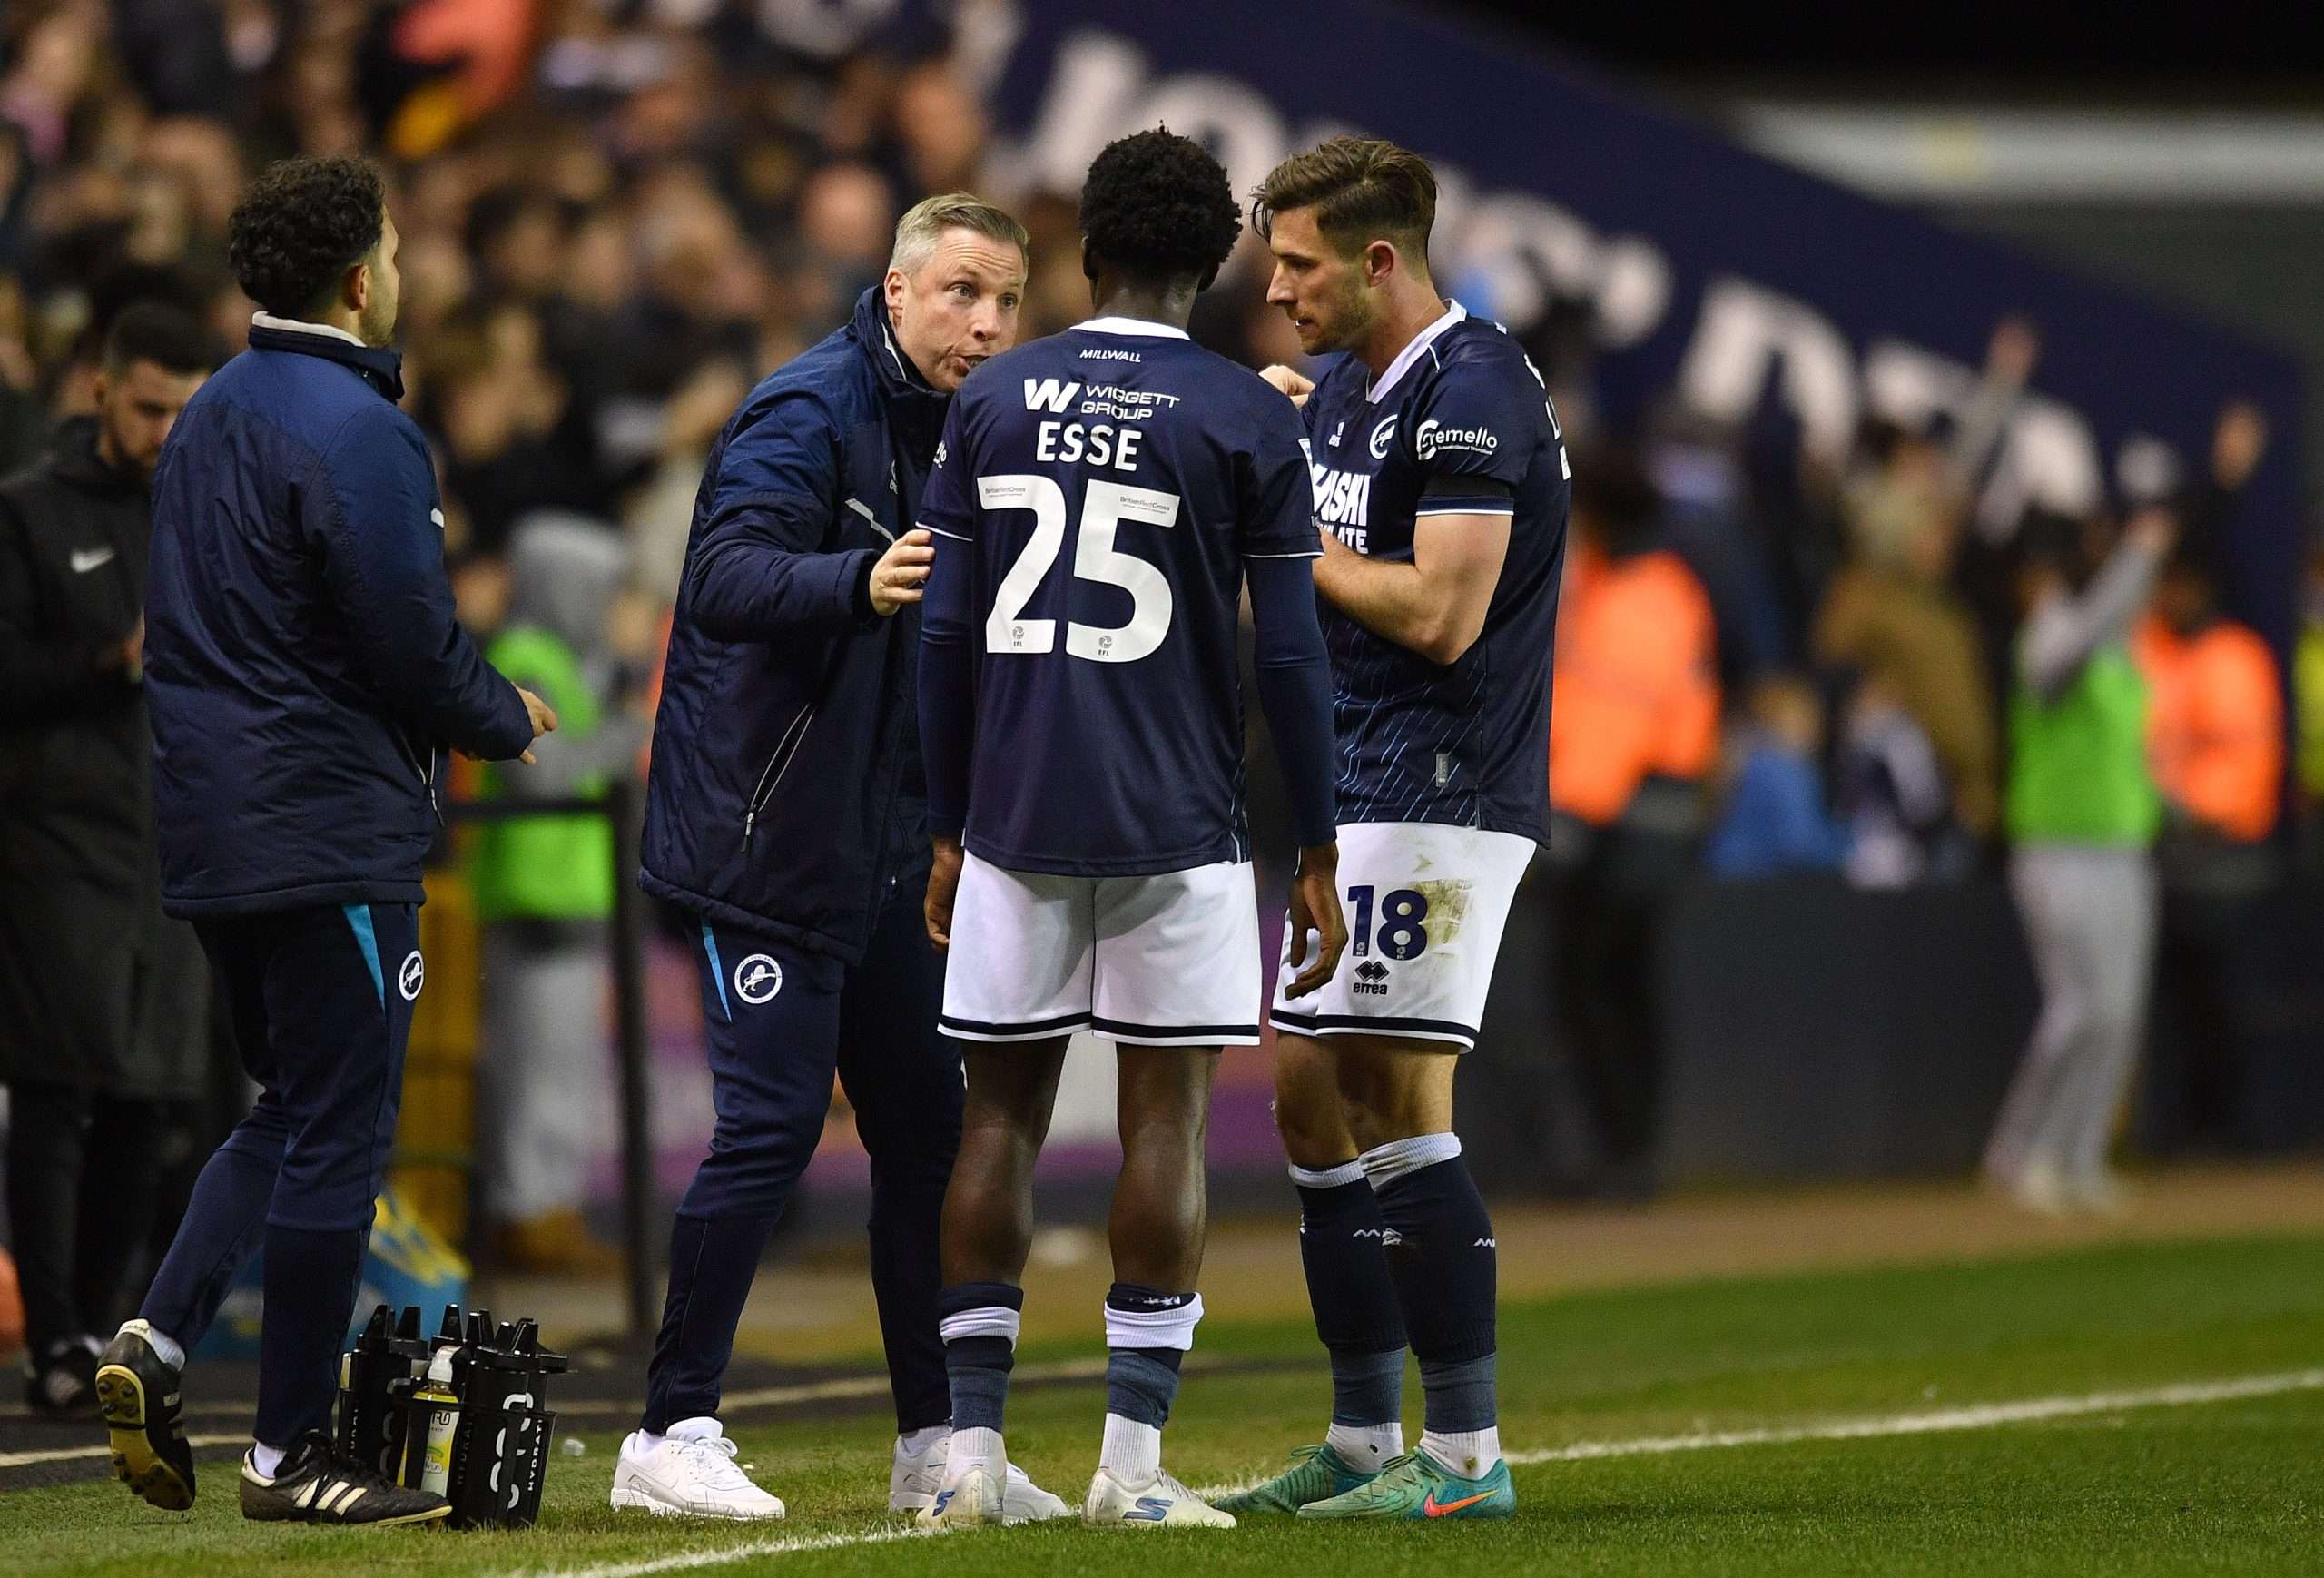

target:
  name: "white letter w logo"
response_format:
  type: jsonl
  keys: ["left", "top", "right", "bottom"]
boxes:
{"left": 1023, "top": 378, "right": 1081, "bottom": 413}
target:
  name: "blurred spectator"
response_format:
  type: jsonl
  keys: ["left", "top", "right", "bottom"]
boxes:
{"left": 2135, "top": 544, "right": 2282, "bottom": 1157}
{"left": 2296, "top": 543, "right": 2324, "bottom": 865}
{"left": 1547, "top": 449, "right": 1718, "bottom": 1197}
{"left": 470, "top": 517, "right": 650, "bottom": 1277}
{"left": 1833, "top": 673, "right": 1966, "bottom": 889}
{"left": 1816, "top": 433, "right": 2000, "bottom": 845}
{"left": 1646, "top": 402, "right": 1786, "bottom": 691}
{"left": 625, "top": 354, "right": 752, "bottom": 609}
{"left": 1704, "top": 674, "right": 1846, "bottom": 880}
{"left": 2137, "top": 550, "right": 2281, "bottom": 846}
{"left": 1984, "top": 507, "right": 2172, "bottom": 1216}
{"left": 0, "top": 271, "right": 42, "bottom": 474}
{"left": 0, "top": 301, "right": 215, "bottom": 1415}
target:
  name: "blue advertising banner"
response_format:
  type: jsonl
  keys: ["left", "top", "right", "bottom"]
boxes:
{"left": 988, "top": 0, "right": 2306, "bottom": 655}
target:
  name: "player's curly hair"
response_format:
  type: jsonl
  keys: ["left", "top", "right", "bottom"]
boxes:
{"left": 227, "top": 155, "right": 387, "bottom": 320}
{"left": 1078, "top": 127, "right": 1242, "bottom": 289}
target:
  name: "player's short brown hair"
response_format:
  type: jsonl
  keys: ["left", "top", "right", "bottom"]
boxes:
{"left": 1252, "top": 137, "right": 1437, "bottom": 262}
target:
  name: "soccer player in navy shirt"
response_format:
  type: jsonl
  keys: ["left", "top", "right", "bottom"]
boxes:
{"left": 1216, "top": 138, "right": 1570, "bottom": 1523}
{"left": 915, "top": 128, "right": 1347, "bottom": 1529}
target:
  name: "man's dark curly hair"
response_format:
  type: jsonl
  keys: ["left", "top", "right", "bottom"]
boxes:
{"left": 227, "top": 155, "right": 387, "bottom": 320}
{"left": 1078, "top": 127, "right": 1241, "bottom": 289}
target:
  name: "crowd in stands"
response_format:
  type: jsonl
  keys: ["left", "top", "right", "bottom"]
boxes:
{"left": 2, "top": 0, "right": 2315, "bottom": 1241}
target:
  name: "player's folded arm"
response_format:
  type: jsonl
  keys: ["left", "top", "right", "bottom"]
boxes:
{"left": 1393, "top": 495, "right": 1513, "bottom": 666}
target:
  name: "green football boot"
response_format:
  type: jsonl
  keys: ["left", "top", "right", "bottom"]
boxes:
{"left": 1295, "top": 1450, "right": 1514, "bottom": 1521}
{"left": 1214, "top": 1443, "right": 1379, "bottom": 1515}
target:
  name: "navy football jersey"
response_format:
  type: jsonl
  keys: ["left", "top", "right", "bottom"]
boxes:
{"left": 916, "top": 317, "right": 1321, "bottom": 876}
{"left": 1300, "top": 303, "right": 1569, "bottom": 837}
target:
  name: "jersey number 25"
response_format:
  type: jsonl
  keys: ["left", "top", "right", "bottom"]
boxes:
{"left": 978, "top": 474, "right": 1180, "bottom": 664}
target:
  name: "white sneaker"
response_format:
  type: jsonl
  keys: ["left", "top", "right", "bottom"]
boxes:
{"left": 891, "top": 1433, "right": 1071, "bottom": 1523}
{"left": 915, "top": 1465, "right": 1004, "bottom": 1530}
{"left": 2010, "top": 1159, "right": 2073, "bottom": 1218}
{"left": 1083, "top": 1466, "right": 1236, "bottom": 1528}
{"left": 610, "top": 1419, "right": 785, "bottom": 1520}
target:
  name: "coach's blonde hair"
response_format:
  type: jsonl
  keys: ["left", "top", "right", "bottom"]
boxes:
{"left": 887, "top": 192, "right": 1029, "bottom": 276}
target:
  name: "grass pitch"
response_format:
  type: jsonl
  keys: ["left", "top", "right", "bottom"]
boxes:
{"left": 6, "top": 1232, "right": 2321, "bottom": 1576}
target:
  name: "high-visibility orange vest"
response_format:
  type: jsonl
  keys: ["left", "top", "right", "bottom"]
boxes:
{"left": 2133, "top": 614, "right": 2282, "bottom": 842}
{"left": 1550, "top": 545, "right": 1720, "bottom": 826}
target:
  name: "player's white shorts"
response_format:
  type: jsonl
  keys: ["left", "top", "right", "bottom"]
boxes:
{"left": 940, "top": 853, "right": 1263, "bottom": 1047}
{"left": 1270, "top": 822, "right": 1537, "bottom": 1051}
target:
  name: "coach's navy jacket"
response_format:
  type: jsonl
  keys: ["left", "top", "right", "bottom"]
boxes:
{"left": 641, "top": 288, "right": 948, "bottom": 962}
{"left": 144, "top": 319, "right": 533, "bottom": 917}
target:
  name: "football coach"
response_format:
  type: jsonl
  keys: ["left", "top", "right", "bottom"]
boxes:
{"left": 96, "top": 155, "right": 555, "bottom": 1527}
{"left": 611, "top": 194, "right": 1055, "bottom": 1524}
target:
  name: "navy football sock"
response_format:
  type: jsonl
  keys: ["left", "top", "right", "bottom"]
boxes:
{"left": 937, "top": 1281, "right": 1023, "bottom": 1435}
{"left": 1101, "top": 1283, "right": 1196, "bottom": 1428}
{"left": 1293, "top": 1160, "right": 1409, "bottom": 1430}
{"left": 1099, "top": 1283, "right": 1201, "bottom": 1483}
{"left": 1366, "top": 1139, "right": 1497, "bottom": 1430}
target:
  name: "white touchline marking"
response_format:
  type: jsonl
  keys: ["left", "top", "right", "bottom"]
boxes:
{"left": 495, "top": 1368, "right": 2324, "bottom": 1578}
{"left": 494, "top": 1524, "right": 931, "bottom": 1578}
{"left": 0, "top": 1432, "right": 244, "bottom": 1469}
{"left": 1499, "top": 1367, "right": 2324, "bottom": 1466}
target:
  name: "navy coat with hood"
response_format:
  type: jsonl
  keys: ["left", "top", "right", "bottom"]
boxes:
{"left": 640, "top": 289, "right": 948, "bottom": 963}
{"left": 143, "top": 320, "right": 534, "bottom": 918}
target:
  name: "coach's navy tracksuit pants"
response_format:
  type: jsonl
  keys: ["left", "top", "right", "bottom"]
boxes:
{"left": 641, "top": 873, "right": 961, "bottom": 1434}
{"left": 141, "top": 902, "right": 419, "bottom": 1447}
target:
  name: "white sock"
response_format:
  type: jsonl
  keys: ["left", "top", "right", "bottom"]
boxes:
{"left": 1325, "top": 1420, "right": 1404, "bottom": 1471}
{"left": 899, "top": 1424, "right": 950, "bottom": 1459}
{"left": 1098, "top": 1414, "right": 1162, "bottom": 1484}
{"left": 249, "top": 1442, "right": 287, "bottom": 1480}
{"left": 126, "top": 1320, "right": 185, "bottom": 1371}
{"left": 1421, "top": 1426, "right": 1502, "bottom": 1479}
{"left": 629, "top": 1429, "right": 665, "bottom": 1454}
{"left": 946, "top": 1425, "right": 1004, "bottom": 1489}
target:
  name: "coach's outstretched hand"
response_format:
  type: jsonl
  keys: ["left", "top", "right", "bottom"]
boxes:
{"left": 1282, "top": 842, "right": 1346, "bottom": 998}
{"left": 870, "top": 528, "right": 937, "bottom": 616}
{"left": 1260, "top": 363, "right": 1315, "bottom": 408}
{"left": 517, "top": 685, "right": 560, "bottom": 764}
{"left": 924, "top": 833, "right": 964, "bottom": 952}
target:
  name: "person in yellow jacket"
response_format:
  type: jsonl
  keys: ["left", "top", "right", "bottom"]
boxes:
{"left": 470, "top": 516, "right": 650, "bottom": 1273}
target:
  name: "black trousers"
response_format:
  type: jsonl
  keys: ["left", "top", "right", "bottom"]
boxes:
{"left": 4, "top": 1080, "right": 171, "bottom": 1356}
{"left": 1551, "top": 819, "right": 1697, "bottom": 1182}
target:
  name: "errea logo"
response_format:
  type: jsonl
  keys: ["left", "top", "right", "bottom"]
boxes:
{"left": 933, "top": 439, "right": 947, "bottom": 468}
{"left": 1415, "top": 419, "right": 1498, "bottom": 461}
{"left": 734, "top": 953, "right": 783, "bottom": 1005}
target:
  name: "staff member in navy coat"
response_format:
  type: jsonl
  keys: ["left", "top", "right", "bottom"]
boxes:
{"left": 611, "top": 193, "right": 1062, "bottom": 1524}
{"left": 95, "top": 155, "right": 554, "bottom": 1528}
